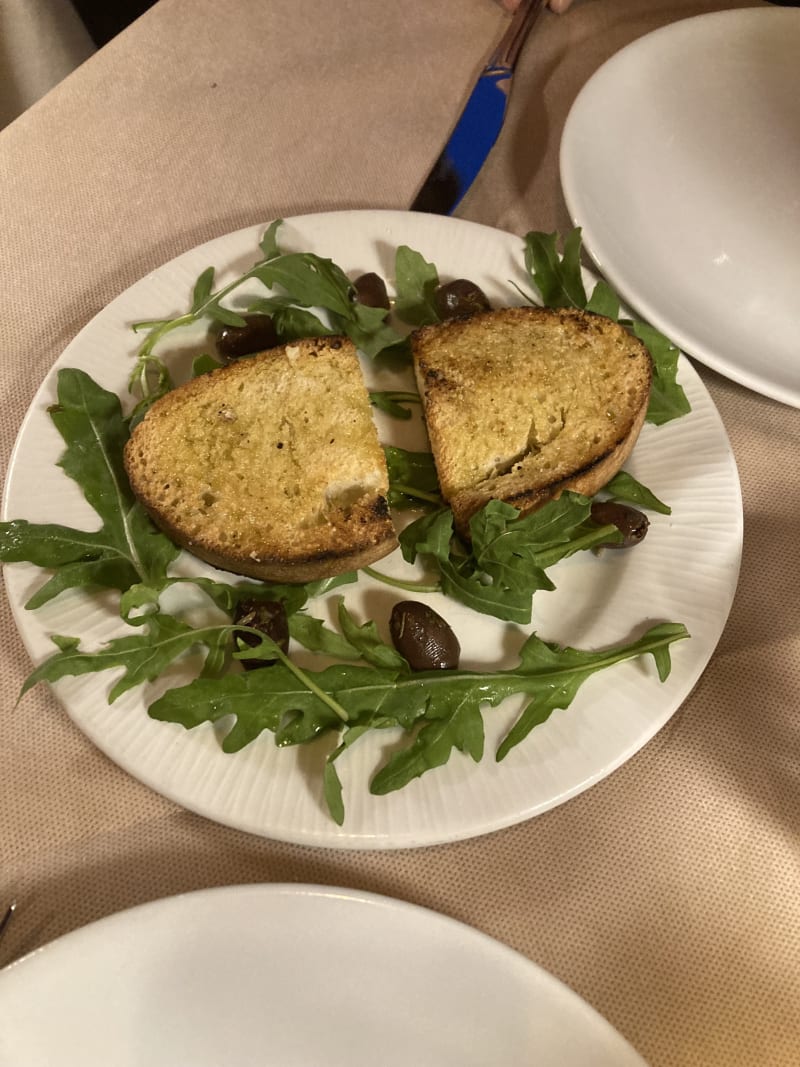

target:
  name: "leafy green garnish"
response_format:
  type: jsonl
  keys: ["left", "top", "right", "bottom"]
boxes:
{"left": 246, "top": 297, "right": 334, "bottom": 342}
{"left": 20, "top": 613, "right": 227, "bottom": 703}
{"left": 191, "top": 353, "right": 222, "bottom": 378}
{"left": 399, "top": 495, "right": 621, "bottom": 624}
{"left": 129, "top": 220, "right": 405, "bottom": 414}
{"left": 520, "top": 229, "right": 691, "bottom": 426}
{"left": 603, "top": 471, "right": 671, "bottom": 515}
{"left": 384, "top": 446, "right": 442, "bottom": 509}
{"left": 289, "top": 613, "right": 362, "bottom": 661}
{"left": 523, "top": 229, "right": 588, "bottom": 309}
{"left": 392, "top": 245, "right": 441, "bottom": 326}
{"left": 148, "top": 621, "right": 689, "bottom": 818}
{"left": 369, "top": 390, "right": 420, "bottom": 420}
{"left": 629, "top": 320, "right": 690, "bottom": 425}
{"left": 585, "top": 278, "right": 620, "bottom": 320}
{"left": 0, "top": 370, "right": 178, "bottom": 607}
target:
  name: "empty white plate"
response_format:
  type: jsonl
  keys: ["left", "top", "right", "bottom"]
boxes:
{"left": 560, "top": 7, "right": 800, "bottom": 407}
{"left": 0, "top": 884, "right": 648, "bottom": 1066}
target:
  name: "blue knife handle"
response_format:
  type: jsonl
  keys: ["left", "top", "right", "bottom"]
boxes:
{"left": 411, "top": 66, "right": 512, "bottom": 215}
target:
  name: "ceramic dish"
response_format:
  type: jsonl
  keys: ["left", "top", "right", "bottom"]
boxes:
{"left": 2, "top": 210, "right": 742, "bottom": 848}
{"left": 560, "top": 8, "right": 800, "bottom": 407}
{"left": 0, "top": 883, "right": 649, "bottom": 1066}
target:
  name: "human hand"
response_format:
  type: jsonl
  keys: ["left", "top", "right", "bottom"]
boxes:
{"left": 499, "top": 0, "right": 574, "bottom": 12}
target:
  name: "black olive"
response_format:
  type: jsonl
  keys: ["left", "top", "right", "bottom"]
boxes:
{"left": 433, "top": 279, "right": 492, "bottom": 320}
{"left": 233, "top": 598, "right": 289, "bottom": 669}
{"left": 590, "top": 501, "right": 649, "bottom": 549}
{"left": 352, "top": 272, "right": 391, "bottom": 310}
{"left": 390, "top": 601, "right": 460, "bottom": 671}
{"left": 214, "top": 314, "right": 279, "bottom": 362}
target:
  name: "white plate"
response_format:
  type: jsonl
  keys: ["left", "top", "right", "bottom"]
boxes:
{"left": 0, "top": 883, "right": 648, "bottom": 1066}
{"left": 560, "top": 8, "right": 800, "bottom": 408}
{"left": 2, "top": 210, "right": 742, "bottom": 849}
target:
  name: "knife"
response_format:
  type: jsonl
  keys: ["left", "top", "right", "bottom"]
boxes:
{"left": 410, "top": 0, "right": 545, "bottom": 215}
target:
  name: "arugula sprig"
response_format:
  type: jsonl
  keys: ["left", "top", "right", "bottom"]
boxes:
{"left": 383, "top": 446, "right": 442, "bottom": 509}
{"left": 149, "top": 616, "right": 689, "bottom": 823}
{"left": 398, "top": 495, "right": 621, "bottom": 625}
{"left": 0, "top": 370, "right": 178, "bottom": 607}
{"left": 520, "top": 229, "right": 691, "bottom": 426}
{"left": 392, "top": 245, "right": 442, "bottom": 327}
{"left": 129, "top": 219, "right": 405, "bottom": 415}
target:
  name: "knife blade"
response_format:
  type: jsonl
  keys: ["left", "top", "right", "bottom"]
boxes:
{"left": 410, "top": 0, "right": 545, "bottom": 215}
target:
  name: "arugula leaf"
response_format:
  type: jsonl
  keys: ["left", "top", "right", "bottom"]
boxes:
{"left": 191, "top": 353, "right": 222, "bottom": 378}
{"left": 495, "top": 622, "right": 689, "bottom": 760}
{"left": 259, "top": 218, "right": 284, "bottom": 260}
{"left": 190, "top": 267, "right": 216, "bottom": 313}
{"left": 384, "top": 446, "right": 442, "bottom": 509}
{"left": 324, "top": 722, "right": 377, "bottom": 826}
{"left": 523, "top": 229, "right": 587, "bottom": 308}
{"left": 470, "top": 495, "right": 593, "bottom": 578}
{"left": 203, "top": 304, "right": 248, "bottom": 329}
{"left": 585, "top": 278, "right": 620, "bottom": 319}
{"left": 304, "top": 572, "right": 360, "bottom": 598}
{"left": 336, "top": 599, "right": 408, "bottom": 671}
{"left": 392, "top": 245, "right": 441, "bottom": 326}
{"left": 603, "top": 471, "right": 671, "bottom": 515}
{"left": 289, "top": 613, "right": 362, "bottom": 660}
{"left": 272, "top": 306, "right": 334, "bottom": 341}
{"left": 152, "top": 662, "right": 400, "bottom": 753}
{"left": 21, "top": 613, "right": 229, "bottom": 703}
{"left": 631, "top": 321, "right": 692, "bottom": 426}
{"left": 246, "top": 296, "right": 334, "bottom": 342}
{"left": 439, "top": 556, "right": 536, "bottom": 625}
{"left": 249, "top": 252, "right": 405, "bottom": 359}
{"left": 0, "top": 370, "right": 178, "bottom": 607}
{"left": 253, "top": 252, "right": 353, "bottom": 317}
{"left": 399, "top": 506, "right": 536, "bottom": 624}
{"left": 117, "top": 571, "right": 355, "bottom": 629}
{"left": 370, "top": 696, "right": 485, "bottom": 796}
{"left": 399, "top": 508, "right": 455, "bottom": 565}
{"left": 331, "top": 302, "right": 405, "bottom": 361}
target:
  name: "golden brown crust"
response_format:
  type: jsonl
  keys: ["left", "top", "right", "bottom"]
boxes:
{"left": 411, "top": 306, "right": 652, "bottom": 532}
{"left": 124, "top": 336, "right": 398, "bottom": 583}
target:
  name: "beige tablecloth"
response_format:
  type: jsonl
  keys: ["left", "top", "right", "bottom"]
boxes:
{"left": 1, "top": 1, "right": 798, "bottom": 1063}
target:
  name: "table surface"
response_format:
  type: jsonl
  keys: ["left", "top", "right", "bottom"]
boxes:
{"left": 1, "top": 1, "right": 798, "bottom": 1064}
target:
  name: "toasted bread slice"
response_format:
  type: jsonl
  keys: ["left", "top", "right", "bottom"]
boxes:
{"left": 124, "top": 336, "right": 397, "bottom": 583}
{"left": 411, "top": 307, "right": 652, "bottom": 530}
